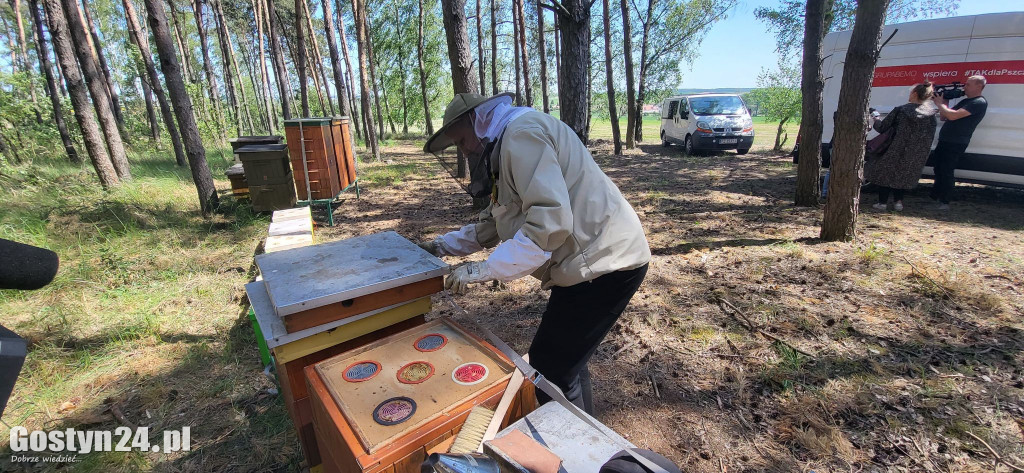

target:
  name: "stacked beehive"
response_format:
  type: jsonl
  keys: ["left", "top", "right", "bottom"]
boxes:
{"left": 245, "top": 232, "right": 448, "bottom": 472}
{"left": 284, "top": 117, "right": 358, "bottom": 201}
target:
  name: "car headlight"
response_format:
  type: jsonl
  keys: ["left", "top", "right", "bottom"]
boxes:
{"left": 696, "top": 121, "right": 711, "bottom": 131}
{"left": 742, "top": 118, "right": 753, "bottom": 128}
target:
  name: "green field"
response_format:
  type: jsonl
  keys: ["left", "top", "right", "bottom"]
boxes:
{"left": 588, "top": 115, "right": 800, "bottom": 152}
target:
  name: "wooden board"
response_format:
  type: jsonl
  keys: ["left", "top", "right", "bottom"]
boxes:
{"left": 314, "top": 318, "right": 514, "bottom": 454}
{"left": 335, "top": 119, "right": 356, "bottom": 189}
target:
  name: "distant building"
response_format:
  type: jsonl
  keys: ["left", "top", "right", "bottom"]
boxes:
{"left": 642, "top": 104, "right": 661, "bottom": 115}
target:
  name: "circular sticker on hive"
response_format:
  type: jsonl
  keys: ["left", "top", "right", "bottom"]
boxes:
{"left": 452, "top": 362, "right": 489, "bottom": 385}
{"left": 396, "top": 361, "right": 434, "bottom": 384}
{"left": 414, "top": 333, "right": 448, "bottom": 352}
{"left": 373, "top": 397, "right": 416, "bottom": 426}
{"left": 342, "top": 360, "right": 381, "bottom": 382}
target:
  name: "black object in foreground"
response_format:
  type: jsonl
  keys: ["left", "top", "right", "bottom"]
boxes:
{"left": 0, "top": 324, "right": 27, "bottom": 420}
{"left": 0, "top": 238, "right": 59, "bottom": 290}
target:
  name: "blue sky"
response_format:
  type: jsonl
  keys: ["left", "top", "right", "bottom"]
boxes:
{"left": 682, "top": 0, "right": 1024, "bottom": 89}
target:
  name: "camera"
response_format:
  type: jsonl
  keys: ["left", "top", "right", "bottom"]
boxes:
{"left": 934, "top": 82, "right": 965, "bottom": 100}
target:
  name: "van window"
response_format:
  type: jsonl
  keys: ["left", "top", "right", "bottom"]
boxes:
{"left": 689, "top": 96, "right": 746, "bottom": 115}
{"left": 663, "top": 100, "right": 678, "bottom": 120}
{"left": 680, "top": 99, "right": 688, "bottom": 116}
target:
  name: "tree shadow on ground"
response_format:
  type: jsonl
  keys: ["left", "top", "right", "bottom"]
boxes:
{"left": 0, "top": 309, "right": 298, "bottom": 473}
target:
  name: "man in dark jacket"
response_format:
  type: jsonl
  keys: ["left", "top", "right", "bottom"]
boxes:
{"left": 930, "top": 75, "right": 988, "bottom": 208}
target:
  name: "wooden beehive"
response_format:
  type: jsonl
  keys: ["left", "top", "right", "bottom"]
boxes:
{"left": 248, "top": 281, "right": 435, "bottom": 472}
{"left": 306, "top": 318, "right": 536, "bottom": 473}
{"left": 285, "top": 118, "right": 343, "bottom": 201}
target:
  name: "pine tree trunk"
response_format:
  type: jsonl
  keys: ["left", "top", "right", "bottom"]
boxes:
{"left": 537, "top": 1, "right": 549, "bottom": 113}
{"left": 322, "top": 0, "right": 350, "bottom": 117}
{"left": 267, "top": 0, "right": 293, "bottom": 120}
{"left": 3, "top": 14, "right": 16, "bottom": 74}
{"left": 222, "top": 10, "right": 255, "bottom": 134}
{"left": 475, "top": 0, "right": 485, "bottom": 92}
{"left": 309, "top": 54, "right": 328, "bottom": 114}
{"left": 140, "top": 69, "right": 160, "bottom": 139}
{"left": 365, "top": 15, "right": 385, "bottom": 139}
{"left": 253, "top": 0, "right": 276, "bottom": 132}
{"left": 795, "top": 0, "right": 826, "bottom": 206}
{"left": 167, "top": 0, "right": 196, "bottom": 83}
{"left": 821, "top": 0, "right": 888, "bottom": 242}
{"left": 29, "top": 0, "right": 79, "bottom": 163}
{"left": 440, "top": 0, "right": 478, "bottom": 179}
{"left": 633, "top": 0, "right": 653, "bottom": 144}
{"left": 294, "top": 0, "right": 309, "bottom": 116}
{"left": 303, "top": 0, "right": 334, "bottom": 114}
{"left": 238, "top": 35, "right": 269, "bottom": 131}
{"left": 602, "top": 0, "right": 620, "bottom": 154}
{"left": 489, "top": 0, "right": 496, "bottom": 95}
{"left": 55, "top": 52, "right": 68, "bottom": 96}
{"left": 620, "top": 0, "right": 635, "bottom": 148}
{"left": 555, "top": 0, "right": 589, "bottom": 143}
{"left": 440, "top": 0, "right": 479, "bottom": 95}
{"left": 124, "top": 0, "right": 188, "bottom": 166}
{"left": 392, "top": 1, "right": 408, "bottom": 134}
{"left": 351, "top": 0, "right": 379, "bottom": 159}
{"left": 417, "top": 0, "right": 433, "bottom": 135}
{"left": 80, "top": 0, "right": 127, "bottom": 140}
{"left": 40, "top": 0, "right": 118, "bottom": 186}
{"left": 514, "top": 0, "right": 530, "bottom": 106}
{"left": 335, "top": 0, "right": 361, "bottom": 138}
{"left": 553, "top": 11, "right": 560, "bottom": 76}
{"left": 374, "top": 53, "right": 397, "bottom": 136}
{"left": 512, "top": 2, "right": 521, "bottom": 105}
{"left": 145, "top": 0, "right": 219, "bottom": 215}
{"left": 61, "top": 0, "right": 131, "bottom": 179}
{"left": 212, "top": 0, "right": 241, "bottom": 135}
{"left": 10, "top": 0, "right": 43, "bottom": 122}
{"left": 191, "top": 0, "right": 226, "bottom": 138}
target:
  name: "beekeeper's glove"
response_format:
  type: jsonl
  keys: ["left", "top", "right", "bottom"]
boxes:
{"left": 445, "top": 261, "right": 492, "bottom": 294}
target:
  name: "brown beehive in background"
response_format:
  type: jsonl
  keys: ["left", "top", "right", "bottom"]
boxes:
{"left": 285, "top": 118, "right": 343, "bottom": 200}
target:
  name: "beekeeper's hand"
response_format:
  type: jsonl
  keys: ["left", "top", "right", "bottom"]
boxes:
{"left": 420, "top": 225, "right": 485, "bottom": 258}
{"left": 445, "top": 261, "right": 492, "bottom": 294}
{"left": 416, "top": 239, "right": 442, "bottom": 257}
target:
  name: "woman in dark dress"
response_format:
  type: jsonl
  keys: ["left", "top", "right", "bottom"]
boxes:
{"left": 866, "top": 82, "right": 939, "bottom": 211}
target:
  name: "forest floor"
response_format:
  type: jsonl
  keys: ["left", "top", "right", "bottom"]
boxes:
{"left": 2, "top": 120, "right": 1023, "bottom": 472}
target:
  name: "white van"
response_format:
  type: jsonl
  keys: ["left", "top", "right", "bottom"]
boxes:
{"left": 659, "top": 94, "right": 755, "bottom": 155}
{"left": 820, "top": 12, "right": 1024, "bottom": 188}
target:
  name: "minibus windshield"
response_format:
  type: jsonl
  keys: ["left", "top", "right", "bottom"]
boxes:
{"left": 689, "top": 96, "right": 746, "bottom": 115}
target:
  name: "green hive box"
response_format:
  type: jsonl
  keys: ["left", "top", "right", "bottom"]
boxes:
{"left": 237, "top": 144, "right": 296, "bottom": 212}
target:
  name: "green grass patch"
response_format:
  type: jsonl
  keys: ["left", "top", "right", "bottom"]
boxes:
{"left": 0, "top": 149, "right": 292, "bottom": 470}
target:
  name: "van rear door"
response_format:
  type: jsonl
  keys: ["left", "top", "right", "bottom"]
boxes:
{"left": 663, "top": 99, "right": 680, "bottom": 142}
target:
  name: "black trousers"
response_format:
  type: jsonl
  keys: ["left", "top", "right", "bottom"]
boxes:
{"left": 878, "top": 187, "right": 905, "bottom": 204}
{"left": 930, "top": 141, "right": 969, "bottom": 204}
{"left": 528, "top": 264, "right": 648, "bottom": 413}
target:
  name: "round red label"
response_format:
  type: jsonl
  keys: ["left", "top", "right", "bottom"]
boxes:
{"left": 452, "top": 362, "right": 488, "bottom": 385}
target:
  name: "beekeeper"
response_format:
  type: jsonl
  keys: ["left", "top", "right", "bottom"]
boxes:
{"left": 419, "top": 92, "right": 651, "bottom": 413}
